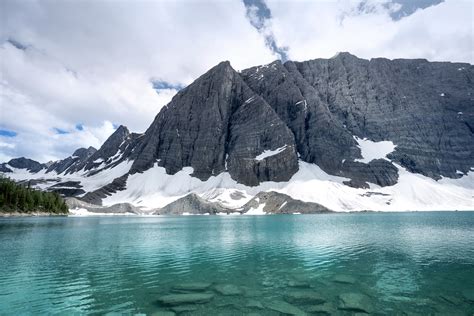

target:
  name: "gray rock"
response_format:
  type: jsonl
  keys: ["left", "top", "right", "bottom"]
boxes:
{"left": 241, "top": 191, "right": 332, "bottom": 214}
{"left": 214, "top": 284, "right": 243, "bottom": 296}
{"left": 462, "top": 289, "right": 474, "bottom": 302}
{"left": 287, "top": 280, "right": 311, "bottom": 288}
{"left": 333, "top": 275, "right": 357, "bottom": 285}
{"left": 151, "top": 311, "right": 176, "bottom": 316}
{"left": 337, "top": 292, "right": 374, "bottom": 313}
{"left": 157, "top": 293, "right": 214, "bottom": 306}
{"left": 306, "top": 302, "right": 335, "bottom": 315}
{"left": 46, "top": 146, "right": 97, "bottom": 175}
{"left": 65, "top": 197, "right": 140, "bottom": 214}
{"left": 170, "top": 305, "right": 197, "bottom": 313}
{"left": 284, "top": 290, "right": 326, "bottom": 305}
{"left": 265, "top": 300, "right": 307, "bottom": 316}
{"left": 5, "top": 157, "right": 45, "bottom": 173}
{"left": 172, "top": 282, "right": 212, "bottom": 292}
{"left": 154, "top": 194, "right": 229, "bottom": 215}
{"left": 292, "top": 53, "right": 473, "bottom": 181}
{"left": 246, "top": 299, "right": 264, "bottom": 309}
{"left": 129, "top": 61, "right": 299, "bottom": 186}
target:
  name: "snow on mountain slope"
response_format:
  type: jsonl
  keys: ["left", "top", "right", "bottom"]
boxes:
{"left": 353, "top": 137, "right": 397, "bottom": 163}
{"left": 6, "top": 161, "right": 133, "bottom": 196}
{"left": 101, "top": 160, "right": 473, "bottom": 212}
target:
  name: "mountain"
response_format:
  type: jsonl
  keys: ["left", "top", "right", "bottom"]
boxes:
{"left": 1, "top": 53, "right": 473, "bottom": 213}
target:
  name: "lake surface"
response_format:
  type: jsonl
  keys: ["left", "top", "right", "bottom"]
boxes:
{"left": 1, "top": 213, "right": 473, "bottom": 315}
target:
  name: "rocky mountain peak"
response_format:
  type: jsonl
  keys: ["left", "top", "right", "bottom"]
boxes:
{"left": 6, "top": 157, "right": 44, "bottom": 173}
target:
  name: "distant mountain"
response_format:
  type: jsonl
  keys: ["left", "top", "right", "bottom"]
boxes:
{"left": 1, "top": 53, "right": 473, "bottom": 213}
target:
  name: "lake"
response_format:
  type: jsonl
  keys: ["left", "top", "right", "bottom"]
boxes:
{"left": 1, "top": 212, "right": 473, "bottom": 315}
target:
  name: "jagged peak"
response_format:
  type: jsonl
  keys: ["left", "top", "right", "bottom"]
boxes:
{"left": 114, "top": 125, "right": 129, "bottom": 134}
{"left": 72, "top": 146, "right": 97, "bottom": 158}
{"left": 331, "top": 51, "right": 359, "bottom": 59}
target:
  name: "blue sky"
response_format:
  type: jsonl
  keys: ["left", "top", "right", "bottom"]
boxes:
{"left": 0, "top": 0, "right": 472, "bottom": 162}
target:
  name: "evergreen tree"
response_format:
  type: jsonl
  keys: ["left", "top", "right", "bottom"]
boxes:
{"left": 0, "top": 177, "right": 69, "bottom": 214}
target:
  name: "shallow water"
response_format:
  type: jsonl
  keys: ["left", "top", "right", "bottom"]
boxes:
{"left": 1, "top": 212, "right": 473, "bottom": 315}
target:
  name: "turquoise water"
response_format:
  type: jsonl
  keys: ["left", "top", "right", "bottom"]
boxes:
{"left": 0, "top": 213, "right": 473, "bottom": 315}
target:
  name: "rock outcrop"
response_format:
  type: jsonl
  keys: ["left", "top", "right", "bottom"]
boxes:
{"left": 241, "top": 191, "right": 332, "bottom": 214}
{"left": 153, "top": 193, "right": 229, "bottom": 215}
{"left": 129, "top": 61, "right": 299, "bottom": 186}
{"left": 66, "top": 197, "right": 140, "bottom": 214}
{"left": 1, "top": 157, "right": 45, "bottom": 173}
{"left": 47, "top": 146, "right": 97, "bottom": 174}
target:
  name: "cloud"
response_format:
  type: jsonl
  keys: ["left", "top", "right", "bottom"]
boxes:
{"left": 266, "top": 0, "right": 473, "bottom": 63}
{"left": 243, "top": 0, "right": 289, "bottom": 61}
{"left": 0, "top": 0, "right": 471, "bottom": 163}
{"left": 0, "top": 0, "right": 276, "bottom": 162}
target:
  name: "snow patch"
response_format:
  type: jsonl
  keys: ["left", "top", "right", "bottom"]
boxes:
{"left": 255, "top": 145, "right": 288, "bottom": 161}
{"left": 354, "top": 136, "right": 396, "bottom": 163}
{"left": 243, "top": 96, "right": 256, "bottom": 105}
{"left": 69, "top": 208, "right": 136, "bottom": 216}
{"left": 245, "top": 203, "right": 266, "bottom": 215}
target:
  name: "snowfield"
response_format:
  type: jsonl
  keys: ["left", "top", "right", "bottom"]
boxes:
{"left": 101, "top": 160, "right": 473, "bottom": 212}
{"left": 3, "top": 157, "right": 473, "bottom": 213}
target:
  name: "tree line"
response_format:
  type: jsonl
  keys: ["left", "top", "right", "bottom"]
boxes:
{"left": 0, "top": 177, "right": 68, "bottom": 214}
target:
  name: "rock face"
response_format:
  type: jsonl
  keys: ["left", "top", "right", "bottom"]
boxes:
{"left": 241, "top": 191, "right": 332, "bottom": 214}
{"left": 129, "top": 61, "right": 299, "bottom": 186}
{"left": 83, "top": 125, "right": 141, "bottom": 173}
{"left": 2, "top": 157, "right": 45, "bottom": 173}
{"left": 151, "top": 191, "right": 334, "bottom": 215}
{"left": 66, "top": 197, "right": 140, "bottom": 214}
{"left": 47, "top": 146, "right": 97, "bottom": 174}
{"left": 291, "top": 53, "right": 473, "bottom": 179}
{"left": 153, "top": 193, "right": 229, "bottom": 215}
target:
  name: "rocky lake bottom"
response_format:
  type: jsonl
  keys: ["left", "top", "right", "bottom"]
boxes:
{"left": 0, "top": 212, "right": 473, "bottom": 315}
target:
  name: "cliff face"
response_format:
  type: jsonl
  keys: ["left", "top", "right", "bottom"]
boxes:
{"left": 291, "top": 53, "right": 473, "bottom": 179}
{"left": 129, "top": 61, "right": 299, "bottom": 186}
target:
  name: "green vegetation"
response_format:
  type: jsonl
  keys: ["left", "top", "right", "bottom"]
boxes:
{"left": 0, "top": 177, "right": 68, "bottom": 214}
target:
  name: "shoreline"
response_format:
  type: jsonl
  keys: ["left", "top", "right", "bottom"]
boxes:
{"left": 0, "top": 212, "right": 69, "bottom": 217}
{"left": 2, "top": 210, "right": 473, "bottom": 218}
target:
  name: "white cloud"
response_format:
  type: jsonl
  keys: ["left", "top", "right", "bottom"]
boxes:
{"left": 0, "top": 0, "right": 471, "bottom": 163}
{"left": 0, "top": 0, "right": 276, "bottom": 162}
{"left": 267, "top": 0, "right": 473, "bottom": 63}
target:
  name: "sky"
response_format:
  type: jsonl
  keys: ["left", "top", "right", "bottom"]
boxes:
{"left": 0, "top": 0, "right": 472, "bottom": 163}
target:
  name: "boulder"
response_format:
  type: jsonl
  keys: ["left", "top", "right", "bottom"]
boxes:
{"left": 157, "top": 293, "right": 214, "bottom": 306}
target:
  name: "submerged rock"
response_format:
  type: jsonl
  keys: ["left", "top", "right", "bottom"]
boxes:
{"left": 306, "top": 302, "right": 335, "bottom": 315}
{"left": 151, "top": 311, "right": 176, "bottom": 316}
{"left": 337, "top": 292, "right": 374, "bottom": 313}
{"left": 170, "top": 305, "right": 197, "bottom": 313}
{"left": 333, "top": 275, "right": 357, "bottom": 285}
{"left": 214, "top": 284, "right": 243, "bottom": 296}
{"left": 288, "top": 280, "right": 311, "bottom": 288}
{"left": 462, "top": 289, "right": 474, "bottom": 302}
{"left": 157, "top": 293, "right": 214, "bottom": 306}
{"left": 284, "top": 290, "right": 326, "bottom": 305}
{"left": 172, "top": 282, "right": 212, "bottom": 292}
{"left": 245, "top": 299, "right": 264, "bottom": 309}
{"left": 265, "top": 300, "right": 307, "bottom": 316}
{"left": 439, "top": 294, "right": 462, "bottom": 305}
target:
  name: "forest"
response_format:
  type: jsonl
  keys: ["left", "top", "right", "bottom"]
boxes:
{"left": 0, "top": 177, "right": 68, "bottom": 214}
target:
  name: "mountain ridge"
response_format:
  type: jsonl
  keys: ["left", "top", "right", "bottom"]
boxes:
{"left": 1, "top": 53, "right": 473, "bottom": 212}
